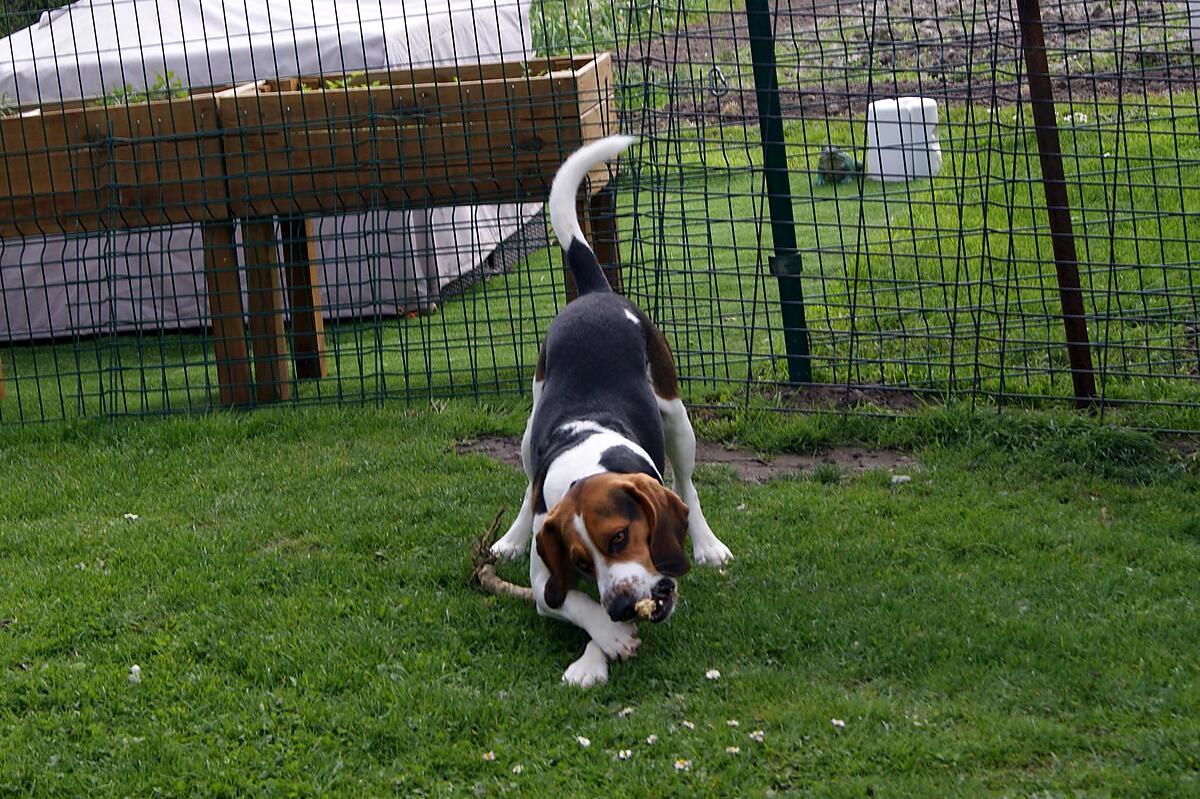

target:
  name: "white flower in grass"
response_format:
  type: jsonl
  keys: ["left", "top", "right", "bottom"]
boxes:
{"left": 725, "top": 746, "right": 741, "bottom": 754}
{"left": 511, "top": 764, "right": 523, "bottom": 774}
{"left": 123, "top": 513, "right": 139, "bottom": 521}
{"left": 127, "top": 664, "right": 141, "bottom": 684}
{"left": 576, "top": 736, "right": 591, "bottom": 748}
{"left": 674, "top": 758, "right": 692, "bottom": 771}
{"left": 482, "top": 751, "right": 496, "bottom": 762}
{"left": 618, "top": 706, "right": 634, "bottom": 718}
{"left": 680, "top": 720, "right": 695, "bottom": 731}
{"left": 617, "top": 749, "right": 632, "bottom": 760}
{"left": 705, "top": 669, "right": 721, "bottom": 680}
{"left": 726, "top": 719, "right": 740, "bottom": 727}
{"left": 749, "top": 729, "right": 765, "bottom": 743}
{"left": 832, "top": 718, "right": 846, "bottom": 728}
{"left": 645, "top": 734, "right": 658, "bottom": 745}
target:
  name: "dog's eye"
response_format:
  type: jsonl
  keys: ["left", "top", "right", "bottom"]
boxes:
{"left": 609, "top": 528, "right": 629, "bottom": 554}
{"left": 574, "top": 557, "right": 593, "bottom": 574}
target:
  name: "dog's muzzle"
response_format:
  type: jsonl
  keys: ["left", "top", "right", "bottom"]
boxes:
{"left": 607, "top": 578, "right": 677, "bottom": 623}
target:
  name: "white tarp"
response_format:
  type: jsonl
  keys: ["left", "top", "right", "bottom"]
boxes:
{"left": 0, "top": 0, "right": 537, "bottom": 341}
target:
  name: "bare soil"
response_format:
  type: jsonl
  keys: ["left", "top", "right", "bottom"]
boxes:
{"left": 619, "top": 0, "right": 1196, "bottom": 124}
{"left": 455, "top": 433, "right": 917, "bottom": 482}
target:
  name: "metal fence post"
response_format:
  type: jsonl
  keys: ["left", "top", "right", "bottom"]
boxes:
{"left": 745, "top": 0, "right": 811, "bottom": 384}
{"left": 1017, "top": 0, "right": 1097, "bottom": 408}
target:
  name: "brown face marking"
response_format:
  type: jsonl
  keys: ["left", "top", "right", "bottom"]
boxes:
{"left": 559, "top": 470, "right": 691, "bottom": 575}
{"left": 567, "top": 474, "right": 659, "bottom": 574}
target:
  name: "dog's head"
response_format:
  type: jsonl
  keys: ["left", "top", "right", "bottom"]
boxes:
{"left": 536, "top": 472, "right": 690, "bottom": 622}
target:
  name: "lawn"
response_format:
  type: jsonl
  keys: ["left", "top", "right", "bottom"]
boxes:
{"left": 2, "top": 401, "right": 1198, "bottom": 795}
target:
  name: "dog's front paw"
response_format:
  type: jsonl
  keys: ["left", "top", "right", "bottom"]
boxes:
{"left": 590, "top": 620, "right": 639, "bottom": 661}
{"left": 693, "top": 537, "right": 734, "bottom": 568}
{"left": 490, "top": 534, "right": 527, "bottom": 562}
{"left": 562, "top": 644, "right": 609, "bottom": 688}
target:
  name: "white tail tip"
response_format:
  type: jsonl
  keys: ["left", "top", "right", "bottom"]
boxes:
{"left": 548, "top": 135, "right": 636, "bottom": 251}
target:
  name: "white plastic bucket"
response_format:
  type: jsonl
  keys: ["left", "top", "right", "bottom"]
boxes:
{"left": 865, "top": 96, "right": 943, "bottom": 182}
{"left": 1191, "top": 0, "right": 1200, "bottom": 51}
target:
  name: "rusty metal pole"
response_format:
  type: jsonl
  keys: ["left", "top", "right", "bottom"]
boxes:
{"left": 1017, "top": 0, "right": 1097, "bottom": 408}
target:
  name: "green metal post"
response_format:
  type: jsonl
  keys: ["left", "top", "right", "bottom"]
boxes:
{"left": 745, "top": 0, "right": 811, "bottom": 384}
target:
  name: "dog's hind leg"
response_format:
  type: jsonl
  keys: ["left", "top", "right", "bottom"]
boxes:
{"left": 491, "top": 353, "right": 546, "bottom": 561}
{"left": 644, "top": 321, "right": 733, "bottom": 567}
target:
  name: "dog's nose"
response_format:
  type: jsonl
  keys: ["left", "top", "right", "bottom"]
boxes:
{"left": 652, "top": 578, "right": 675, "bottom": 599}
{"left": 607, "top": 594, "right": 637, "bottom": 622}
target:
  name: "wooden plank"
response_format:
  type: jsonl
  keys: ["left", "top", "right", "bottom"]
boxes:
{"left": 0, "top": 94, "right": 227, "bottom": 237}
{"left": 588, "top": 182, "right": 621, "bottom": 292}
{"left": 218, "top": 53, "right": 616, "bottom": 217}
{"left": 233, "top": 54, "right": 603, "bottom": 130}
{"left": 226, "top": 117, "right": 588, "bottom": 215}
{"left": 279, "top": 216, "right": 328, "bottom": 380}
{"left": 242, "top": 217, "right": 292, "bottom": 402}
{"left": 201, "top": 220, "right": 252, "bottom": 406}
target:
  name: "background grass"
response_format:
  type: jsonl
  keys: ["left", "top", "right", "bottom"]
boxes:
{"left": 1, "top": 401, "right": 1199, "bottom": 795}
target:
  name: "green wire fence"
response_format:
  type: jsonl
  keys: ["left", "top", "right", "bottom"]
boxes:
{"left": 0, "top": 0, "right": 1198, "bottom": 429}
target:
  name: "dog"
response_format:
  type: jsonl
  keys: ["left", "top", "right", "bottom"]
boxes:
{"left": 490, "top": 135, "right": 733, "bottom": 687}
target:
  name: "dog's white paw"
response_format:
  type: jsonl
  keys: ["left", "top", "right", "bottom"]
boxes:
{"left": 562, "top": 644, "right": 609, "bottom": 688}
{"left": 693, "top": 537, "right": 733, "bottom": 568}
{"left": 490, "top": 533, "right": 528, "bottom": 562}
{"left": 590, "top": 620, "right": 639, "bottom": 661}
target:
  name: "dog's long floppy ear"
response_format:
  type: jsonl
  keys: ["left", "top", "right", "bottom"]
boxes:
{"left": 535, "top": 510, "right": 572, "bottom": 609}
{"left": 625, "top": 474, "right": 691, "bottom": 577}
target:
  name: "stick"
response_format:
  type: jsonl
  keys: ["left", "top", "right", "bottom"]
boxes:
{"left": 471, "top": 507, "right": 534, "bottom": 604}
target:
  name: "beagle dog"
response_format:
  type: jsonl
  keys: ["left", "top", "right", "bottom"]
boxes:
{"left": 490, "top": 135, "right": 733, "bottom": 687}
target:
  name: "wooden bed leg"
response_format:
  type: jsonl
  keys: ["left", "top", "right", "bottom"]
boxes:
{"left": 242, "top": 217, "right": 292, "bottom": 403}
{"left": 563, "top": 180, "right": 621, "bottom": 303}
{"left": 279, "top": 215, "right": 328, "bottom": 380}
{"left": 589, "top": 182, "right": 622, "bottom": 293}
{"left": 201, "top": 220, "right": 253, "bottom": 407}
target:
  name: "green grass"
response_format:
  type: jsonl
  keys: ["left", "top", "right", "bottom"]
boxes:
{"left": 1, "top": 401, "right": 1198, "bottom": 795}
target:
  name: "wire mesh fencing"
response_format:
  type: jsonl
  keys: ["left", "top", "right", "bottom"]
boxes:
{"left": 0, "top": 0, "right": 1198, "bottom": 429}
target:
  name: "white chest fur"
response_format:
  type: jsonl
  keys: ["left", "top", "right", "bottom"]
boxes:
{"left": 541, "top": 423, "right": 661, "bottom": 510}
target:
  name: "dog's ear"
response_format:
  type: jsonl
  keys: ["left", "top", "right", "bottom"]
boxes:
{"left": 535, "top": 511, "right": 572, "bottom": 609}
{"left": 625, "top": 474, "right": 691, "bottom": 577}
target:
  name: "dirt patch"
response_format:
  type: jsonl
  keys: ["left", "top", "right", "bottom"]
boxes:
{"left": 458, "top": 435, "right": 524, "bottom": 469}
{"left": 456, "top": 434, "right": 916, "bottom": 482}
{"left": 695, "top": 440, "right": 916, "bottom": 482}
{"left": 619, "top": 0, "right": 1193, "bottom": 125}
{"left": 776, "top": 384, "right": 931, "bottom": 412}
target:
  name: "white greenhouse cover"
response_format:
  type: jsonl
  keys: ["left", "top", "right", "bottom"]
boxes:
{"left": 0, "top": 0, "right": 537, "bottom": 340}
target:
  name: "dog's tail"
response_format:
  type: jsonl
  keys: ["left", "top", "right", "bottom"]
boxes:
{"left": 548, "top": 134, "right": 636, "bottom": 296}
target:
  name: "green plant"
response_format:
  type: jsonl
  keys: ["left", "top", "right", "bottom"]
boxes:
{"left": 0, "top": 92, "right": 15, "bottom": 118}
{"left": 519, "top": 62, "right": 550, "bottom": 78}
{"left": 300, "top": 71, "right": 385, "bottom": 91}
{"left": 89, "top": 71, "right": 189, "bottom": 107}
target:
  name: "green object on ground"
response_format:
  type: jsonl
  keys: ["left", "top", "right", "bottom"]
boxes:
{"left": 817, "top": 145, "right": 862, "bottom": 184}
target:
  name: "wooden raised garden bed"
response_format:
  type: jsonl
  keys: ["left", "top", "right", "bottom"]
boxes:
{"left": 217, "top": 52, "right": 617, "bottom": 216}
{"left": 1, "top": 55, "right": 621, "bottom": 408}
{"left": 0, "top": 84, "right": 248, "bottom": 407}
{"left": 0, "top": 91, "right": 226, "bottom": 237}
